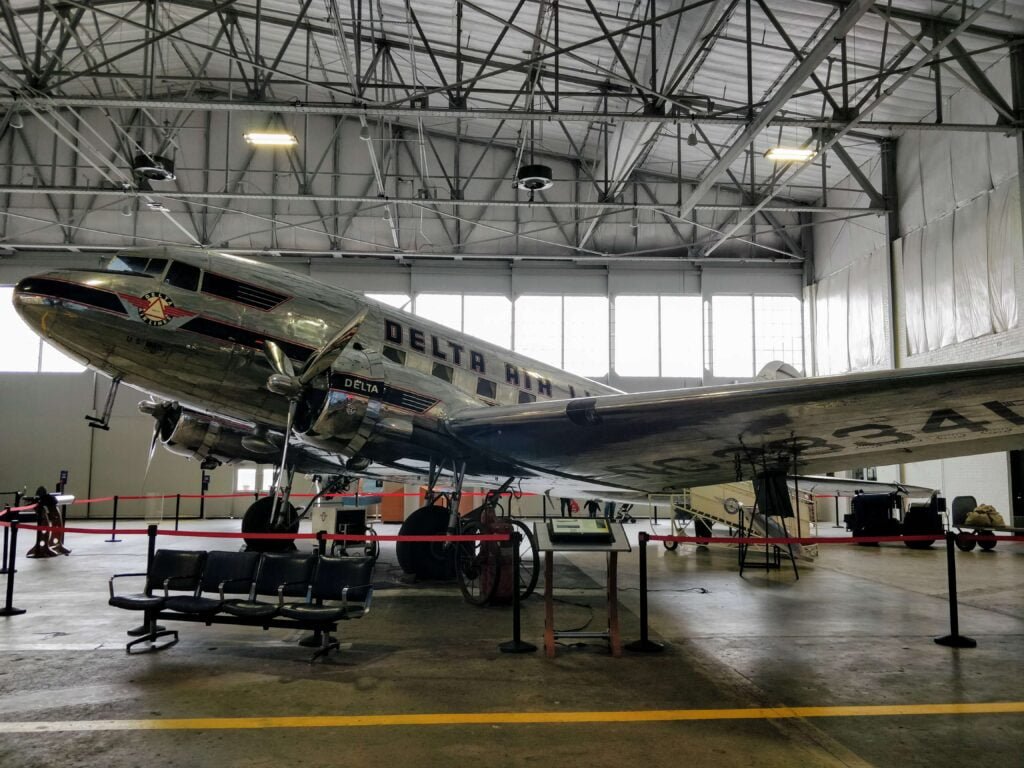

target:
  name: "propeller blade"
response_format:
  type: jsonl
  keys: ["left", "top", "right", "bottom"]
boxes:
{"left": 269, "top": 399, "right": 298, "bottom": 518}
{"left": 262, "top": 340, "right": 295, "bottom": 379}
{"left": 140, "top": 418, "right": 160, "bottom": 490}
{"left": 299, "top": 308, "right": 368, "bottom": 385}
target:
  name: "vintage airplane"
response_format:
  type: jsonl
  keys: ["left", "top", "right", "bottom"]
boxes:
{"left": 12, "top": 246, "right": 1024, "bottom": 576}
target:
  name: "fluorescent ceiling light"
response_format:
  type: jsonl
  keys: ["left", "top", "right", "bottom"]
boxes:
{"left": 243, "top": 132, "right": 298, "bottom": 146}
{"left": 764, "top": 146, "right": 815, "bottom": 162}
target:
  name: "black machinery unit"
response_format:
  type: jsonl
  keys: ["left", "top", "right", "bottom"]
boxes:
{"left": 845, "top": 492, "right": 902, "bottom": 541}
{"left": 845, "top": 491, "right": 943, "bottom": 548}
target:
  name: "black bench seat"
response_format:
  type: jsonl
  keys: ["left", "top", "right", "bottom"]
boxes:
{"left": 109, "top": 548, "right": 374, "bottom": 661}
{"left": 163, "top": 550, "right": 260, "bottom": 616}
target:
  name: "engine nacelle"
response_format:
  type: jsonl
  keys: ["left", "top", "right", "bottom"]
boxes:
{"left": 142, "top": 402, "right": 279, "bottom": 467}
{"left": 139, "top": 401, "right": 348, "bottom": 474}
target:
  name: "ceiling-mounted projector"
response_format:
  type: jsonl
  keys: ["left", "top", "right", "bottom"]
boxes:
{"left": 132, "top": 153, "right": 176, "bottom": 181}
{"left": 514, "top": 164, "right": 553, "bottom": 191}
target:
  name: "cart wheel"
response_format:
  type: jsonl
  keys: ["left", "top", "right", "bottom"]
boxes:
{"left": 364, "top": 525, "right": 381, "bottom": 562}
{"left": 978, "top": 530, "right": 997, "bottom": 551}
{"left": 456, "top": 521, "right": 500, "bottom": 605}
{"left": 663, "top": 540, "right": 679, "bottom": 551}
{"left": 954, "top": 531, "right": 976, "bottom": 552}
{"left": 508, "top": 519, "right": 540, "bottom": 600}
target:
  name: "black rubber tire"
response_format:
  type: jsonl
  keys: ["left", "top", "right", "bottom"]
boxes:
{"left": 663, "top": 540, "right": 679, "bottom": 551}
{"left": 456, "top": 521, "right": 500, "bottom": 605}
{"left": 241, "top": 496, "right": 299, "bottom": 552}
{"left": 904, "top": 539, "right": 936, "bottom": 549}
{"left": 978, "top": 530, "right": 997, "bottom": 551}
{"left": 508, "top": 518, "right": 540, "bottom": 600}
{"left": 396, "top": 505, "right": 454, "bottom": 580}
{"left": 694, "top": 517, "right": 713, "bottom": 538}
{"left": 955, "top": 531, "right": 976, "bottom": 552}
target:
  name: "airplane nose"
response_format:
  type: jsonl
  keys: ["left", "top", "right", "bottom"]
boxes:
{"left": 11, "top": 275, "right": 48, "bottom": 327}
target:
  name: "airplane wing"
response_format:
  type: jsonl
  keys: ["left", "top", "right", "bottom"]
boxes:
{"left": 445, "top": 358, "right": 1024, "bottom": 496}
{"left": 790, "top": 476, "right": 936, "bottom": 498}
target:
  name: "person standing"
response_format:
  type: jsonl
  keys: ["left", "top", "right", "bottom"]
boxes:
{"left": 560, "top": 497, "right": 573, "bottom": 517}
{"left": 584, "top": 499, "right": 601, "bottom": 518}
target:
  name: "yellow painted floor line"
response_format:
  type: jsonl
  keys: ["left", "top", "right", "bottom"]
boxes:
{"left": 2, "top": 702, "right": 1023, "bottom": 733}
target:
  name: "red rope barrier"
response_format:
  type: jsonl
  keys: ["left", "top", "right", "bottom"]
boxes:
{"left": 2, "top": 520, "right": 510, "bottom": 543}
{"left": 648, "top": 533, "right": 1024, "bottom": 545}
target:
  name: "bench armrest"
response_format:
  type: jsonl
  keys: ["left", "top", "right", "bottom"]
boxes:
{"left": 108, "top": 572, "right": 148, "bottom": 599}
{"left": 217, "top": 577, "right": 252, "bottom": 602}
{"left": 276, "top": 580, "right": 309, "bottom": 606}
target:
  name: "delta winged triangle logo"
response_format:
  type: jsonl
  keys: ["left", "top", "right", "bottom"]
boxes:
{"left": 138, "top": 291, "right": 175, "bottom": 326}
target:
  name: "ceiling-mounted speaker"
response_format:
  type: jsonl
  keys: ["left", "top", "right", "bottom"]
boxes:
{"left": 515, "top": 164, "right": 553, "bottom": 191}
{"left": 132, "top": 153, "right": 176, "bottom": 181}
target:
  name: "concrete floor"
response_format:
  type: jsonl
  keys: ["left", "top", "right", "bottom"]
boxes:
{"left": 0, "top": 516, "right": 1021, "bottom": 768}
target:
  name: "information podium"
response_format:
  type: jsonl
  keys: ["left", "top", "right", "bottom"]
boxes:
{"left": 534, "top": 520, "right": 631, "bottom": 657}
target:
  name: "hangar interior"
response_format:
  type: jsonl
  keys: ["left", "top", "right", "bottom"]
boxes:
{"left": 0, "top": 1, "right": 1023, "bottom": 765}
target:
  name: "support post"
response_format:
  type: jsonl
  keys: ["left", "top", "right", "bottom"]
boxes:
{"left": 107, "top": 495, "right": 121, "bottom": 543}
{"left": 127, "top": 525, "right": 162, "bottom": 637}
{"left": 500, "top": 530, "right": 537, "bottom": 654}
{"left": 0, "top": 506, "right": 10, "bottom": 575}
{"left": 935, "top": 530, "right": 977, "bottom": 648}
{"left": 0, "top": 518, "right": 26, "bottom": 616}
{"left": 626, "top": 532, "right": 663, "bottom": 652}
{"left": 174, "top": 494, "right": 181, "bottom": 531}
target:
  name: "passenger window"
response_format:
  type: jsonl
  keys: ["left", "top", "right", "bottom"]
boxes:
{"left": 431, "top": 363, "right": 454, "bottom": 383}
{"left": 383, "top": 346, "right": 406, "bottom": 365}
{"left": 202, "top": 271, "right": 288, "bottom": 310}
{"left": 164, "top": 261, "right": 201, "bottom": 291}
{"left": 518, "top": 391, "right": 536, "bottom": 404}
{"left": 476, "top": 379, "right": 496, "bottom": 399}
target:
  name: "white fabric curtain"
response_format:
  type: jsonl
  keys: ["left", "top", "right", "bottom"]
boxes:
{"left": 868, "top": 249, "right": 889, "bottom": 366}
{"left": 921, "top": 216, "right": 956, "bottom": 351}
{"left": 988, "top": 179, "right": 1021, "bottom": 333}
{"left": 902, "top": 228, "right": 926, "bottom": 356}
{"left": 953, "top": 195, "right": 993, "bottom": 342}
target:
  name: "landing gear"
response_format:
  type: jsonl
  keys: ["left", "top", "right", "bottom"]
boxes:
{"left": 396, "top": 504, "right": 455, "bottom": 580}
{"left": 396, "top": 462, "right": 539, "bottom": 604}
{"left": 241, "top": 496, "right": 299, "bottom": 552}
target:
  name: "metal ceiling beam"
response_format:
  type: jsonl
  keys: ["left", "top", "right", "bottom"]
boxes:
{"left": 940, "top": 36, "right": 1016, "bottom": 123}
{"left": 677, "top": 0, "right": 876, "bottom": 223}
{"left": 797, "top": 0, "right": 1021, "bottom": 42}
{"left": 575, "top": 0, "right": 726, "bottom": 247}
{"left": 704, "top": 0, "right": 1005, "bottom": 255}
{"left": 0, "top": 184, "right": 878, "bottom": 214}
{"left": 0, "top": 96, "right": 1014, "bottom": 132}
{"left": 828, "top": 139, "right": 885, "bottom": 210}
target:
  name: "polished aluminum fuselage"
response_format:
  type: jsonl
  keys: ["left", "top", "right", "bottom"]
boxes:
{"left": 13, "top": 247, "right": 617, "bottom": 478}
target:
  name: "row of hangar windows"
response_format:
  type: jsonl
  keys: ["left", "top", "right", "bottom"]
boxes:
{"left": 368, "top": 292, "right": 804, "bottom": 380}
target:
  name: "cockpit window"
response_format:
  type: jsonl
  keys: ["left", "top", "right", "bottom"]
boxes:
{"left": 164, "top": 261, "right": 201, "bottom": 291}
{"left": 107, "top": 255, "right": 168, "bottom": 277}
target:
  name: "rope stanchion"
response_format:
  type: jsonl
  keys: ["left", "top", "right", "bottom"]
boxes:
{"left": 626, "top": 531, "right": 663, "bottom": 653}
{"left": 0, "top": 516, "right": 26, "bottom": 616}
{"left": 500, "top": 530, "right": 537, "bottom": 654}
{"left": 0, "top": 506, "right": 10, "bottom": 576}
{"left": 174, "top": 494, "right": 181, "bottom": 532}
{"left": 935, "top": 530, "right": 977, "bottom": 649}
{"left": 107, "top": 496, "right": 122, "bottom": 543}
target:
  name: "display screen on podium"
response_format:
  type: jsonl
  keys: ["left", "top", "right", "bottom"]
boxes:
{"left": 547, "top": 518, "right": 615, "bottom": 543}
